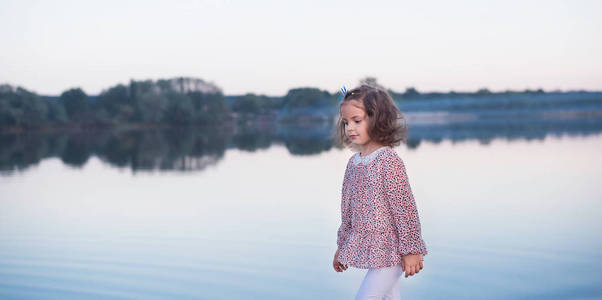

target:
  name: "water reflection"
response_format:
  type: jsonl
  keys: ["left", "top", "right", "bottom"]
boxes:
{"left": 1, "top": 134, "right": 600, "bottom": 299}
{"left": 1, "top": 111, "right": 602, "bottom": 174}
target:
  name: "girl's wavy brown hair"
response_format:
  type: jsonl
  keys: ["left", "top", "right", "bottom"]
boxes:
{"left": 334, "top": 84, "right": 408, "bottom": 151}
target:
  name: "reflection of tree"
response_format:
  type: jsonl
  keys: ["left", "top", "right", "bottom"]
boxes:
{"left": 95, "top": 127, "right": 232, "bottom": 172}
{"left": 61, "top": 132, "right": 94, "bottom": 167}
{"left": 406, "top": 137, "right": 422, "bottom": 149}
{"left": 231, "top": 125, "right": 274, "bottom": 152}
{"left": 280, "top": 123, "right": 335, "bottom": 155}
{"left": 1, "top": 113, "right": 601, "bottom": 174}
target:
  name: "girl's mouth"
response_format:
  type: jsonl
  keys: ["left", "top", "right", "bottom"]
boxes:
{"left": 350, "top": 135, "right": 358, "bottom": 139}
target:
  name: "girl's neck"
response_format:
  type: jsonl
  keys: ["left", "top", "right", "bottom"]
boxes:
{"left": 359, "top": 143, "right": 386, "bottom": 157}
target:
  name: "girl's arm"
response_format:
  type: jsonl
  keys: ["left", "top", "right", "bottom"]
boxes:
{"left": 337, "top": 161, "right": 353, "bottom": 249}
{"left": 336, "top": 204, "right": 351, "bottom": 249}
{"left": 383, "top": 154, "right": 428, "bottom": 257}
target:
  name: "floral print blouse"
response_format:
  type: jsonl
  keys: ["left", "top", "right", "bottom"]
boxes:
{"left": 336, "top": 146, "right": 428, "bottom": 269}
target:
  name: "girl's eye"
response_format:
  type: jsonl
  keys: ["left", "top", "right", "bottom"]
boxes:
{"left": 355, "top": 120, "right": 360, "bottom": 124}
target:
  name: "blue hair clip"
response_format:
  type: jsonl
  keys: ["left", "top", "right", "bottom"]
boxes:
{"left": 337, "top": 86, "right": 347, "bottom": 101}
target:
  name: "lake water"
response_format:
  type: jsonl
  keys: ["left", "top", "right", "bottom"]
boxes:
{"left": 1, "top": 127, "right": 601, "bottom": 299}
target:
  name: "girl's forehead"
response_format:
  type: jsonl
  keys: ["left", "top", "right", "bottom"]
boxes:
{"left": 341, "top": 101, "right": 365, "bottom": 115}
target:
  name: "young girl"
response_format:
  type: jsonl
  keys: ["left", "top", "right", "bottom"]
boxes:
{"left": 332, "top": 85, "right": 428, "bottom": 300}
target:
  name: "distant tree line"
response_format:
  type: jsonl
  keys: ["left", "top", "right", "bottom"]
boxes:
{"left": 0, "top": 75, "right": 580, "bottom": 131}
{"left": 389, "top": 86, "right": 547, "bottom": 100}
{"left": 0, "top": 77, "right": 232, "bottom": 129}
{"left": 0, "top": 77, "right": 342, "bottom": 130}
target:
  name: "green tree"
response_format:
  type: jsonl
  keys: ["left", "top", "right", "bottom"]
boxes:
{"left": 98, "top": 84, "right": 134, "bottom": 123}
{"left": 165, "top": 92, "right": 194, "bottom": 124}
{"left": 359, "top": 76, "right": 385, "bottom": 90}
{"left": 476, "top": 88, "right": 491, "bottom": 95}
{"left": 404, "top": 87, "right": 420, "bottom": 98}
{"left": 188, "top": 91, "right": 228, "bottom": 123}
{"left": 60, "top": 88, "right": 89, "bottom": 121}
{"left": 231, "top": 93, "right": 276, "bottom": 114}
{"left": 0, "top": 85, "right": 48, "bottom": 128}
{"left": 136, "top": 92, "right": 169, "bottom": 123}
{"left": 47, "top": 99, "right": 69, "bottom": 123}
{"left": 283, "top": 87, "right": 331, "bottom": 109}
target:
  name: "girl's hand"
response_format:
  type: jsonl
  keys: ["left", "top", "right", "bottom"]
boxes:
{"left": 401, "top": 254, "right": 423, "bottom": 278}
{"left": 333, "top": 248, "right": 348, "bottom": 272}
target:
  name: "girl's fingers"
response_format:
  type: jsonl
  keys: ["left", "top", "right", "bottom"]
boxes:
{"left": 334, "top": 262, "right": 347, "bottom": 272}
{"left": 406, "top": 265, "right": 415, "bottom": 277}
{"left": 419, "top": 261, "right": 423, "bottom": 270}
{"left": 412, "top": 265, "right": 416, "bottom": 276}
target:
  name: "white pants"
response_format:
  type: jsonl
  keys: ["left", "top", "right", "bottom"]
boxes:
{"left": 354, "top": 263, "right": 403, "bottom": 300}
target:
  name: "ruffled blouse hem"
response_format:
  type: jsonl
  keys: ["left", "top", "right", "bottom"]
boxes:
{"left": 337, "top": 254, "right": 403, "bottom": 269}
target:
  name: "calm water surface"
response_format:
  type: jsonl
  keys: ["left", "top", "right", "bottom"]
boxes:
{"left": 1, "top": 132, "right": 601, "bottom": 299}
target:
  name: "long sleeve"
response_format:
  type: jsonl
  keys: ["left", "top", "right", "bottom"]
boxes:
{"left": 336, "top": 202, "right": 351, "bottom": 249}
{"left": 382, "top": 154, "right": 428, "bottom": 257}
{"left": 337, "top": 160, "right": 353, "bottom": 249}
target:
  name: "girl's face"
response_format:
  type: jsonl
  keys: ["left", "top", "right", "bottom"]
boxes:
{"left": 340, "top": 100, "right": 371, "bottom": 146}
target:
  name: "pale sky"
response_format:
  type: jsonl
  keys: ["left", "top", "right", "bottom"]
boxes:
{"left": 1, "top": 0, "right": 600, "bottom": 96}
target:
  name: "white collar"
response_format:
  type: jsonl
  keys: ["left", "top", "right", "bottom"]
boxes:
{"left": 351, "top": 146, "right": 390, "bottom": 165}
